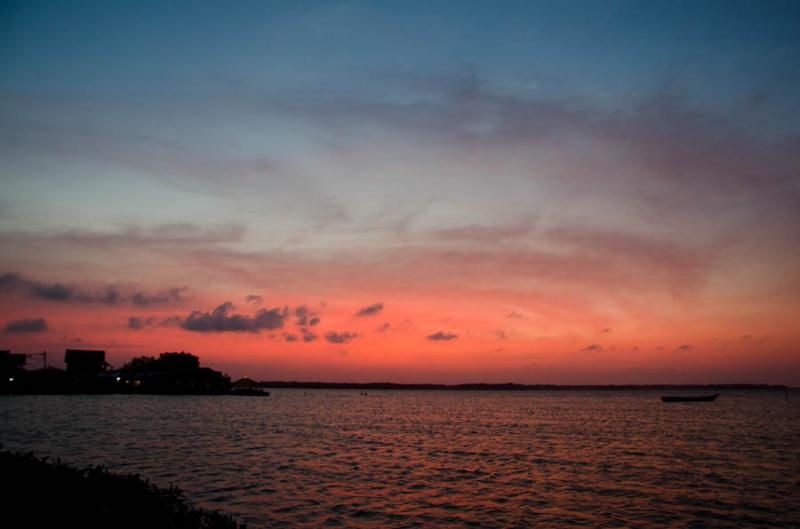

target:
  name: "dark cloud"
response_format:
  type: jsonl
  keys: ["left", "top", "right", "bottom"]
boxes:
{"left": 127, "top": 315, "right": 182, "bottom": 330}
{"left": 294, "top": 305, "right": 321, "bottom": 326}
{"left": 129, "top": 302, "right": 311, "bottom": 334}
{"left": 377, "top": 322, "right": 391, "bottom": 333}
{"left": 356, "top": 302, "right": 384, "bottom": 317}
{"left": 5, "top": 317, "right": 48, "bottom": 334}
{"left": 427, "top": 331, "right": 458, "bottom": 341}
{"left": 295, "top": 305, "right": 309, "bottom": 325}
{"left": 677, "top": 344, "right": 692, "bottom": 351}
{"left": 31, "top": 282, "right": 73, "bottom": 301}
{"left": 324, "top": 331, "right": 357, "bottom": 344}
{"left": 246, "top": 294, "right": 263, "bottom": 304}
{"left": 582, "top": 344, "right": 602, "bottom": 352}
{"left": 130, "top": 288, "right": 185, "bottom": 307}
{"left": 162, "top": 316, "right": 182, "bottom": 326}
{"left": 128, "top": 316, "right": 147, "bottom": 330}
{"left": 301, "top": 329, "right": 318, "bottom": 342}
{"left": 181, "top": 302, "right": 285, "bottom": 333}
{"left": 1, "top": 273, "right": 70, "bottom": 301}
{"left": 0, "top": 272, "right": 186, "bottom": 306}
{"left": 602, "top": 328, "right": 611, "bottom": 333}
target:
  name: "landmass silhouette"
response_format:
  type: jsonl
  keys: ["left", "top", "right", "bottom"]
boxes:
{"left": 0, "top": 348, "right": 787, "bottom": 395}
{"left": 1, "top": 448, "right": 242, "bottom": 529}
{"left": 1, "top": 350, "right": 232, "bottom": 395}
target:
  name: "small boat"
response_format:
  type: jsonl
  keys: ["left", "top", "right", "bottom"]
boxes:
{"left": 661, "top": 393, "right": 719, "bottom": 402}
{"left": 230, "top": 386, "right": 270, "bottom": 396}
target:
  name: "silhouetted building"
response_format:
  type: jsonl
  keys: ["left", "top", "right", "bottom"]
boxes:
{"left": 64, "top": 349, "right": 108, "bottom": 375}
{"left": 1, "top": 350, "right": 26, "bottom": 374}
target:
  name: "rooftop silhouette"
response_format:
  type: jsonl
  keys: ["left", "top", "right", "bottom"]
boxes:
{"left": 1, "top": 349, "right": 232, "bottom": 395}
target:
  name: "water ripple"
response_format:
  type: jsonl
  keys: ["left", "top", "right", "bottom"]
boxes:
{"left": 2, "top": 390, "right": 799, "bottom": 528}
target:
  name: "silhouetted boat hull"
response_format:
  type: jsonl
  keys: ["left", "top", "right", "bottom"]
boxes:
{"left": 230, "top": 387, "right": 270, "bottom": 396}
{"left": 661, "top": 393, "right": 719, "bottom": 402}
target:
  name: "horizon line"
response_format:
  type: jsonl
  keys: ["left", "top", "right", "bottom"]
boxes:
{"left": 252, "top": 381, "right": 792, "bottom": 390}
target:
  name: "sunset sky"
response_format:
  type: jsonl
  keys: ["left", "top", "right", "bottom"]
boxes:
{"left": 1, "top": 0, "right": 799, "bottom": 384}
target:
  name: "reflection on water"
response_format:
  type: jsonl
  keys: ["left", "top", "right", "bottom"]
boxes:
{"left": 2, "top": 390, "right": 798, "bottom": 528}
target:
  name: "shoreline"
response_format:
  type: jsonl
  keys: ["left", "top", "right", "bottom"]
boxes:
{"left": 1, "top": 448, "right": 243, "bottom": 529}
{"left": 1, "top": 382, "right": 790, "bottom": 396}
{"left": 257, "top": 382, "right": 789, "bottom": 391}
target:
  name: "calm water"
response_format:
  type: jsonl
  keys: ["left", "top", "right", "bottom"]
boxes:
{"left": 2, "top": 390, "right": 799, "bottom": 528}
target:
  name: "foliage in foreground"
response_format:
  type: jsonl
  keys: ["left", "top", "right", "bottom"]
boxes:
{"left": 1, "top": 449, "right": 244, "bottom": 529}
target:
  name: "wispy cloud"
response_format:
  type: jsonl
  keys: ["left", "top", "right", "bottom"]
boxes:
{"left": 355, "top": 302, "right": 384, "bottom": 317}
{"left": 324, "top": 331, "right": 357, "bottom": 344}
{"left": 127, "top": 315, "right": 181, "bottom": 330}
{"left": 0, "top": 272, "right": 186, "bottom": 306}
{"left": 427, "top": 331, "right": 458, "bottom": 341}
{"left": 4, "top": 317, "right": 48, "bottom": 334}
{"left": 301, "top": 328, "right": 318, "bottom": 342}
{"left": 431, "top": 217, "right": 536, "bottom": 243}
{"left": 0, "top": 223, "right": 245, "bottom": 252}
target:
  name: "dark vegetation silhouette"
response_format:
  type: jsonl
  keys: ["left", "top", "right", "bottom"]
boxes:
{"left": 122, "top": 351, "right": 200, "bottom": 371}
{"left": 1, "top": 448, "right": 242, "bottom": 529}
{"left": 119, "top": 352, "right": 230, "bottom": 394}
{"left": 1, "top": 350, "right": 231, "bottom": 395}
{"left": 1, "top": 350, "right": 788, "bottom": 394}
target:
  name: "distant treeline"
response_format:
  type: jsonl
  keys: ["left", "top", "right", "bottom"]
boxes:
{"left": 258, "top": 381, "right": 788, "bottom": 391}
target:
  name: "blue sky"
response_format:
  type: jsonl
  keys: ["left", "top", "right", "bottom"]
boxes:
{"left": 1, "top": 1, "right": 799, "bottom": 382}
